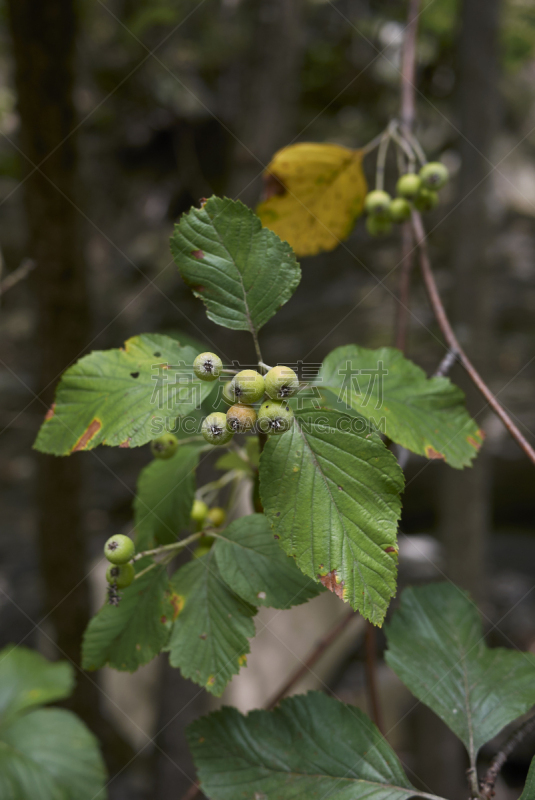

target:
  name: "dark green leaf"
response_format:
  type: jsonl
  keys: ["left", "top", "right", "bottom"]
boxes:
{"left": 519, "top": 757, "right": 535, "bottom": 800}
{"left": 166, "top": 550, "right": 256, "bottom": 696}
{"left": 34, "top": 334, "right": 215, "bottom": 456}
{"left": 188, "top": 692, "right": 442, "bottom": 800}
{"left": 82, "top": 563, "right": 170, "bottom": 672}
{"left": 134, "top": 443, "right": 205, "bottom": 550}
{"left": 0, "top": 708, "right": 107, "bottom": 800}
{"left": 213, "top": 513, "right": 322, "bottom": 609}
{"left": 259, "top": 408, "right": 404, "bottom": 625}
{"left": 385, "top": 583, "right": 535, "bottom": 760}
{"left": 170, "top": 197, "right": 300, "bottom": 335}
{"left": 317, "top": 345, "right": 484, "bottom": 469}
{"left": 0, "top": 645, "right": 74, "bottom": 726}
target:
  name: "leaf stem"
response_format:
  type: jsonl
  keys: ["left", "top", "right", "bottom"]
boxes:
{"left": 196, "top": 469, "right": 241, "bottom": 500}
{"left": 251, "top": 329, "right": 263, "bottom": 366}
{"left": 361, "top": 130, "right": 387, "bottom": 156}
{"left": 480, "top": 712, "right": 535, "bottom": 799}
{"left": 133, "top": 531, "right": 205, "bottom": 564}
{"left": 375, "top": 131, "right": 391, "bottom": 192}
{"left": 412, "top": 211, "right": 535, "bottom": 466}
{"left": 258, "top": 361, "right": 273, "bottom": 374}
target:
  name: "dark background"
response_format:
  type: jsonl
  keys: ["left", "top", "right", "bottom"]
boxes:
{"left": 1, "top": 0, "right": 535, "bottom": 798}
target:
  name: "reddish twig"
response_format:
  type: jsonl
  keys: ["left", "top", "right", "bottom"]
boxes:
{"left": 480, "top": 712, "right": 535, "bottom": 799}
{"left": 412, "top": 211, "right": 535, "bottom": 466}
{"left": 364, "top": 622, "right": 384, "bottom": 735}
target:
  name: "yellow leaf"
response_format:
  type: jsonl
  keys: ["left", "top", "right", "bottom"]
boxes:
{"left": 256, "top": 142, "right": 367, "bottom": 257}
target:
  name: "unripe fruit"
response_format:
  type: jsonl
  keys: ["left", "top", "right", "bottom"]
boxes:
{"left": 230, "top": 370, "right": 265, "bottom": 405}
{"left": 366, "top": 215, "right": 392, "bottom": 237}
{"left": 191, "top": 499, "right": 208, "bottom": 523}
{"left": 227, "top": 404, "right": 257, "bottom": 433}
{"left": 419, "top": 161, "right": 449, "bottom": 190}
{"left": 104, "top": 534, "right": 135, "bottom": 565}
{"left": 222, "top": 381, "right": 234, "bottom": 405}
{"left": 264, "top": 365, "right": 299, "bottom": 400}
{"left": 257, "top": 400, "right": 294, "bottom": 435}
{"left": 364, "top": 190, "right": 391, "bottom": 216}
{"left": 150, "top": 433, "right": 179, "bottom": 459}
{"left": 206, "top": 507, "right": 226, "bottom": 527}
{"left": 396, "top": 173, "right": 421, "bottom": 199}
{"left": 202, "top": 412, "right": 234, "bottom": 445}
{"left": 106, "top": 563, "right": 135, "bottom": 589}
{"left": 388, "top": 197, "right": 412, "bottom": 223}
{"left": 413, "top": 188, "right": 439, "bottom": 212}
{"left": 193, "top": 352, "right": 223, "bottom": 381}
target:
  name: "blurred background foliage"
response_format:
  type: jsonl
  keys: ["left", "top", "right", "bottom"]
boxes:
{"left": 0, "top": 0, "right": 535, "bottom": 798}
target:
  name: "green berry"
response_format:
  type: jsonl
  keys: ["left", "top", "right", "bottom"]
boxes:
{"left": 222, "top": 381, "right": 234, "bottom": 405}
{"left": 104, "top": 534, "right": 135, "bottom": 565}
{"left": 193, "top": 352, "right": 223, "bottom": 381}
{"left": 364, "top": 190, "right": 391, "bottom": 216}
{"left": 191, "top": 499, "right": 208, "bottom": 523}
{"left": 419, "top": 162, "right": 449, "bottom": 190}
{"left": 388, "top": 197, "right": 412, "bottom": 223}
{"left": 206, "top": 507, "right": 226, "bottom": 527}
{"left": 366, "top": 215, "right": 392, "bottom": 237}
{"left": 226, "top": 404, "right": 257, "bottom": 433}
{"left": 413, "top": 188, "right": 439, "bottom": 212}
{"left": 106, "top": 563, "right": 135, "bottom": 589}
{"left": 202, "top": 412, "right": 234, "bottom": 446}
{"left": 257, "top": 400, "right": 294, "bottom": 436}
{"left": 396, "top": 173, "right": 421, "bottom": 199}
{"left": 264, "top": 365, "right": 299, "bottom": 400}
{"left": 230, "top": 370, "right": 265, "bottom": 405}
{"left": 150, "top": 433, "right": 179, "bottom": 459}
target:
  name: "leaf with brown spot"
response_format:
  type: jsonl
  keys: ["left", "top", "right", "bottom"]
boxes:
{"left": 72, "top": 419, "right": 101, "bottom": 453}
{"left": 318, "top": 570, "right": 345, "bottom": 599}
{"left": 424, "top": 445, "right": 445, "bottom": 460}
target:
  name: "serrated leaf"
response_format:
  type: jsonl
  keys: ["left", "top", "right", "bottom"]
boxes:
{"left": 170, "top": 196, "right": 300, "bottom": 334}
{"left": 187, "top": 691, "right": 442, "bottom": 800}
{"left": 259, "top": 408, "right": 404, "bottom": 625}
{"left": 213, "top": 513, "right": 322, "bottom": 609}
{"left": 34, "top": 334, "right": 215, "bottom": 456}
{"left": 0, "top": 645, "right": 74, "bottom": 727}
{"left": 134, "top": 443, "right": 205, "bottom": 550}
{"left": 257, "top": 142, "right": 367, "bottom": 257}
{"left": 0, "top": 708, "right": 107, "bottom": 800}
{"left": 317, "top": 345, "right": 484, "bottom": 469}
{"left": 166, "top": 550, "right": 256, "bottom": 695}
{"left": 519, "top": 758, "right": 535, "bottom": 800}
{"left": 385, "top": 583, "right": 535, "bottom": 761}
{"left": 82, "top": 563, "right": 170, "bottom": 672}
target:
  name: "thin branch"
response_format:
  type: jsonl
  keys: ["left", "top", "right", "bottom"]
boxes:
{"left": 435, "top": 347, "right": 459, "bottom": 378}
{"left": 375, "top": 131, "right": 391, "bottom": 191}
{"left": 412, "top": 211, "right": 535, "bottom": 466}
{"left": 133, "top": 531, "right": 205, "bottom": 564}
{"left": 480, "top": 712, "right": 535, "bottom": 799}
{"left": 364, "top": 622, "right": 384, "bottom": 735}
{"left": 0, "top": 258, "right": 36, "bottom": 296}
{"left": 251, "top": 329, "right": 263, "bottom": 366}
{"left": 394, "top": 223, "right": 415, "bottom": 352}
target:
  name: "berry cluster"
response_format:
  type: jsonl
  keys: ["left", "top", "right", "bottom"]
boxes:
{"left": 194, "top": 353, "right": 298, "bottom": 446}
{"left": 364, "top": 162, "right": 449, "bottom": 237}
{"left": 103, "top": 534, "right": 136, "bottom": 602}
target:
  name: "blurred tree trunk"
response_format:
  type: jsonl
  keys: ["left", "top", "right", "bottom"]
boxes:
{"left": 439, "top": 0, "right": 501, "bottom": 607}
{"left": 7, "top": 0, "right": 131, "bottom": 773}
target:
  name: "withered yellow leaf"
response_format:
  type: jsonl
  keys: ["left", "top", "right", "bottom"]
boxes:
{"left": 257, "top": 142, "right": 367, "bottom": 257}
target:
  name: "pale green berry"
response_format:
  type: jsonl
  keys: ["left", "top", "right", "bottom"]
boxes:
{"left": 413, "top": 188, "right": 439, "bottom": 212}
{"left": 366, "top": 215, "right": 392, "bottom": 237}
{"left": 222, "top": 381, "right": 234, "bottom": 405}
{"left": 104, "top": 534, "right": 135, "bottom": 565}
{"left": 226, "top": 404, "right": 257, "bottom": 433}
{"left": 191, "top": 499, "right": 208, "bottom": 523}
{"left": 264, "top": 365, "right": 299, "bottom": 400}
{"left": 230, "top": 370, "right": 265, "bottom": 405}
{"left": 388, "top": 197, "right": 412, "bottom": 223}
{"left": 257, "top": 400, "right": 294, "bottom": 436}
{"left": 106, "top": 563, "right": 135, "bottom": 589}
{"left": 364, "top": 190, "right": 391, "bottom": 216}
{"left": 419, "top": 161, "right": 449, "bottom": 190}
{"left": 396, "top": 173, "right": 422, "bottom": 199}
{"left": 193, "top": 352, "right": 223, "bottom": 381}
{"left": 202, "top": 412, "right": 234, "bottom": 446}
{"left": 206, "top": 507, "right": 226, "bottom": 527}
{"left": 150, "top": 433, "right": 179, "bottom": 459}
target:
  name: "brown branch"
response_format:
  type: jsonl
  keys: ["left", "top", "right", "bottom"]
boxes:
{"left": 412, "top": 211, "right": 535, "bottom": 466}
{"left": 395, "top": 224, "right": 415, "bottom": 352}
{"left": 0, "top": 258, "right": 36, "bottom": 296}
{"left": 364, "top": 622, "right": 384, "bottom": 735}
{"left": 480, "top": 712, "right": 535, "bottom": 799}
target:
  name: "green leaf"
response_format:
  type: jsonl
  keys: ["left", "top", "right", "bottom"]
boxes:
{"left": 213, "top": 513, "right": 322, "bottom": 609}
{"left": 34, "top": 334, "right": 215, "bottom": 456}
{"left": 0, "top": 645, "right": 74, "bottom": 727}
{"left": 385, "top": 583, "right": 535, "bottom": 761}
{"left": 187, "top": 692, "right": 440, "bottom": 800}
{"left": 317, "top": 345, "right": 484, "bottom": 469}
{"left": 82, "top": 563, "right": 170, "bottom": 672}
{"left": 134, "top": 443, "right": 205, "bottom": 550}
{"left": 170, "top": 196, "right": 300, "bottom": 335}
{"left": 0, "top": 708, "right": 107, "bottom": 800}
{"left": 519, "top": 757, "right": 535, "bottom": 800}
{"left": 259, "top": 408, "right": 404, "bottom": 625}
{"left": 166, "top": 550, "right": 256, "bottom": 696}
